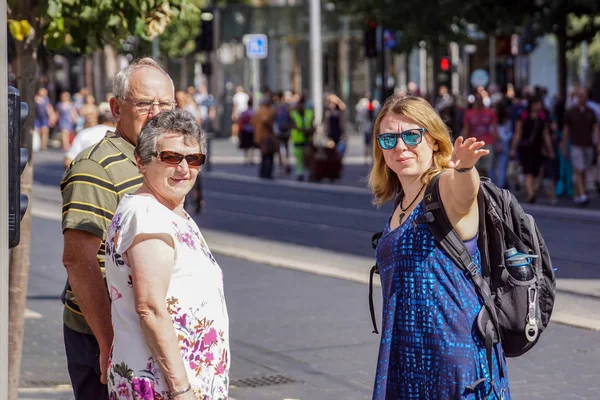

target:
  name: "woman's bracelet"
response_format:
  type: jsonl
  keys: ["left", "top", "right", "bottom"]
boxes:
{"left": 170, "top": 383, "right": 191, "bottom": 398}
{"left": 455, "top": 166, "right": 474, "bottom": 173}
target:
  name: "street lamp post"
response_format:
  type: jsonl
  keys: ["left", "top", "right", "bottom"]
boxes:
{"left": 309, "top": 0, "right": 323, "bottom": 126}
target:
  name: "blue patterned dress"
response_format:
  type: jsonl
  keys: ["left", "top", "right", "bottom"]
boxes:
{"left": 373, "top": 202, "right": 511, "bottom": 400}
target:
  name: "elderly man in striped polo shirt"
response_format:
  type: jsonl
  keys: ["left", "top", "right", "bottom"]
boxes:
{"left": 61, "top": 58, "right": 175, "bottom": 400}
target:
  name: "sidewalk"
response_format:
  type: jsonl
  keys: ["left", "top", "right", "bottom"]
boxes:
{"left": 206, "top": 135, "right": 600, "bottom": 211}
{"left": 30, "top": 181, "right": 600, "bottom": 332}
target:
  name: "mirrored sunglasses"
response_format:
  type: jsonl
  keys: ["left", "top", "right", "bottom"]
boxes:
{"left": 376, "top": 128, "right": 426, "bottom": 150}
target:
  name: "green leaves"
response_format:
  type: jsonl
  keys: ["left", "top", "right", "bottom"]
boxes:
{"left": 12, "top": 0, "right": 201, "bottom": 54}
{"left": 47, "top": 1, "right": 61, "bottom": 18}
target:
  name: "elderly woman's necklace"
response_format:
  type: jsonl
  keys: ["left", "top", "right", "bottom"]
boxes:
{"left": 399, "top": 183, "right": 426, "bottom": 223}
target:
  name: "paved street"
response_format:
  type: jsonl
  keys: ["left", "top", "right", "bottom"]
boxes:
{"left": 19, "top": 213, "right": 600, "bottom": 400}
{"left": 18, "top": 139, "right": 600, "bottom": 399}
{"left": 19, "top": 214, "right": 600, "bottom": 400}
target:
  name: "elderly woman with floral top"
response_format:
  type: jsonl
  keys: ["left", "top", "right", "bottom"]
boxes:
{"left": 104, "top": 109, "right": 229, "bottom": 400}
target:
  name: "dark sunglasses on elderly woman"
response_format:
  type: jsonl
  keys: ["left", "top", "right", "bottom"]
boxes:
{"left": 376, "top": 128, "right": 427, "bottom": 150}
{"left": 151, "top": 151, "right": 206, "bottom": 167}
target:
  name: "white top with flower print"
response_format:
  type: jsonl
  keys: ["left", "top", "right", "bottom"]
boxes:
{"left": 105, "top": 194, "right": 229, "bottom": 400}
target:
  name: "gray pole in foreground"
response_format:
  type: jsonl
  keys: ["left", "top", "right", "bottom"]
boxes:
{"left": 309, "top": 0, "right": 323, "bottom": 125}
{"left": 0, "top": 1, "right": 10, "bottom": 399}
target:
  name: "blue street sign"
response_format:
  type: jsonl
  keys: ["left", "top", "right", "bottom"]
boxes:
{"left": 243, "top": 34, "right": 268, "bottom": 59}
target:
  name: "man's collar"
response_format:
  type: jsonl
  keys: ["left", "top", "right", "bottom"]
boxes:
{"left": 106, "top": 130, "right": 137, "bottom": 164}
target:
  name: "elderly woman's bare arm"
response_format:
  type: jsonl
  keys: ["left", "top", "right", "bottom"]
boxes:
{"left": 127, "top": 234, "right": 193, "bottom": 397}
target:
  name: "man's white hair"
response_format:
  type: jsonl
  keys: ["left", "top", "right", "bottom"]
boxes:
{"left": 112, "top": 57, "right": 174, "bottom": 100}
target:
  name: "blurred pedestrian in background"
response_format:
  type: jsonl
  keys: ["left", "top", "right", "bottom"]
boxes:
{"left": 56, "top": 91, "right": 79, "bottom": 151}
{"left": 491, "top": 101, "right": 513, "bottom": 189}
{"left": 290, "top": 95, "right": 315, "bottom": 181}
{"left": 252, "top": 96, "right": 278, "bottom": 179}
{"left": 562, "top": 88, "right": 599, "bottom": 205}
{"left": 462, "top": 92, "right": 498, "bottom": 178}
{"left": 34, "top": 87, "right": 55, "bottom": 151}
{"left": 231, "top": 85, "right": 250, "bottom": 144}
{"left": 552, "top": 100, "right": 573, "bottom": 198}
{"left": 79, "top": 94, "right": 99, "bottom": 129}
{"left": 324, "top": 101, "right": 345, "bottom": 157}
{"left": 63, "top": 111, "right": 116, "bottom": 168}
{"left": 356, "top": 93, "right": 381, "bottom": 165}
{"left": 176, "top": 90, "right": 201, "bottom": 123}
{"left": 274, "top": 90, "right": 293, "bottom": 174}
{"left": 510, "top": 97, "right": 554, "bottom": 204}
{"left": 238, "top": 97, "right": 256, "bottom": 165}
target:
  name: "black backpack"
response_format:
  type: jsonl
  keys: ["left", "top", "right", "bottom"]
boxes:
{"left": 369, "top": 174, "right": 556, "bottom": 391}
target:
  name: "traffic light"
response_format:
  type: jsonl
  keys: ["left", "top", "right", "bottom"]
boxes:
{"left": 521, "top": 25, "right": 537, "bottom": 55}
{"left": 364, "top": 20, "right": 378, "bottom": 59}
{"left": 438, "top": 56, "right": 451, "bottom": 89}
{"left": 440, "top": 57, "right": 450, "bottom": 72}
{"left": 196, "top": 15, "right": 214, "bottom": 53}
{"left": 8, "top": 86, "right": 29, "bottom": 248}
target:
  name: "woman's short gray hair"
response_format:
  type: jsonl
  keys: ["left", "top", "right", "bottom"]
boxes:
{"left": 135, "top": 109, "right": 207, "bottom": 165}
{"left": 112, "top": 57, "right": 174, "bottom": 100}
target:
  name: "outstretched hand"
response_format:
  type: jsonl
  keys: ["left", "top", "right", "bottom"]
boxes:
{"left": 449, "top": 137, "right": 489, "bottom": 170}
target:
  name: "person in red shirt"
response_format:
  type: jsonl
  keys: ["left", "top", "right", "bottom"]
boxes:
{"left": 462, "top": 92, "right": 498, "bottom": 177}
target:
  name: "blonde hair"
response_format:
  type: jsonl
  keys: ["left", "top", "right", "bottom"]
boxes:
{"left": 368, "top": 94, "right": 454, "bottom": 206}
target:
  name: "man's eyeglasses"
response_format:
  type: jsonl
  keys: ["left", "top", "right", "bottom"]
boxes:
{"left": 376, "top": 128, "right": 427, "bottom": 150}
{"left": 151, "top": 151, "right": 206, "bottom": 167}
{"left": 121, "top": 98, "right": 175, "bottom": 114}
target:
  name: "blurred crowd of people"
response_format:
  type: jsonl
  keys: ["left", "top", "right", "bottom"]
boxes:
{"left": 431, "top": 83, "right": 600, "bottom": 206}
{"left": 44, "top": 76, "right": 600, "bottom": 206}
{"left": 229, "top": 86, "right": 347, "bottom": 181}
{"left": 34, "top": 87, "right": 112, "bottom": 152}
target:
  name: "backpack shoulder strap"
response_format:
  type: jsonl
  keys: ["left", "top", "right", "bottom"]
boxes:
{"left": 419, "top": 174, "right": 504, "bottom": 388}
{"left": 369, "top": 191, "right": 403, "bottom": 335}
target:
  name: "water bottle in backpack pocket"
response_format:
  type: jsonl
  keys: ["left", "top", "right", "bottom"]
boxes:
{"left": 504, "top": 247, "right": 537, "bottom": 281}
{"left": 493, "top": 247, "right": 541, "bottom": 351}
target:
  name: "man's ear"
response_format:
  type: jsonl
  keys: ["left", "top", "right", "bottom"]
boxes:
{"left": 134, "top": 152, "right": 146, "bottom": 173}
{"left": 109, "top": 97, "right": 121, "bottom": 123}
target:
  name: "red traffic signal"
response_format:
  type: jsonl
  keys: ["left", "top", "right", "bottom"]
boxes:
{"left": 440, "top": 57, "right": 450, "bottom": 72}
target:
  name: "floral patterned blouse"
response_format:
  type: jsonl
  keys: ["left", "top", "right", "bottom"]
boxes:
{"left": 105, "top": 194, "right": 229, "bottom": 400}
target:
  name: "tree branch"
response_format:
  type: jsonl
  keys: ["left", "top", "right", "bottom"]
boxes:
{"left": 566, "top": 19, "right": 600, "bottom": 50}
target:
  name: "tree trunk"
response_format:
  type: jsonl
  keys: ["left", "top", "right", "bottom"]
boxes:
{"left": 84, "top": 55, "right": 93, "bottom": 93}
{"left": 8, "top": 38, "right": 37, "bottom": 400}
{"left": 556, "top": 15, "right": 568, "bottom": 102}
{"left": 180, "top": 55, "right": 189, "bottom": 90}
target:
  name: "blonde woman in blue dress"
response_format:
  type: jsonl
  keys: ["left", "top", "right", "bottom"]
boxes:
{"left": 369, "top": 95, "right": 511, "bottom": 399}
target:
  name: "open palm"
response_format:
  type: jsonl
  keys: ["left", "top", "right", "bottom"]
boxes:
{"left": 449, "top": 137, "right": 489, "bottom": 170}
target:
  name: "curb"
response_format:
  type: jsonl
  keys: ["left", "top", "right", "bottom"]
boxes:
{"left": 208, "top": 242, "right": 376, "bottom": 288}
{"left": 18, "top": 386, "right": 72, "bottom": 394}
{"left": 208, "top": 240, "right": 600, "bottom": 332}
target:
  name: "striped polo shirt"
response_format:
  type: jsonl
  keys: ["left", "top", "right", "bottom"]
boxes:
{"left": 61, "top": 131, "right": 143, "bottom": 334}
